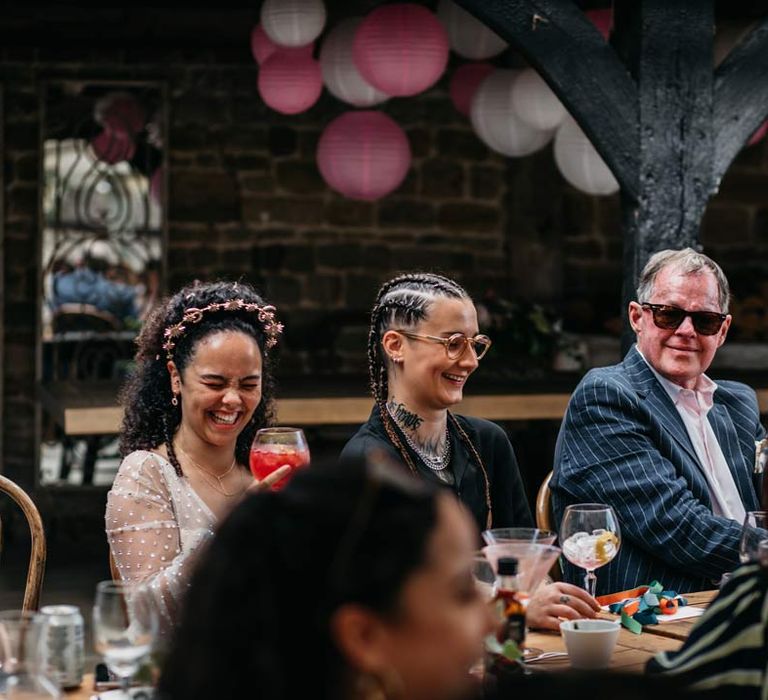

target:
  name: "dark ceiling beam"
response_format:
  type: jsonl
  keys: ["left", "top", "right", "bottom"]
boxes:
{"left": 452, "top": 0, "right": 640, "bottom": 199}
{"left": 712, "top": 15, "right": 768, "bottom": 189}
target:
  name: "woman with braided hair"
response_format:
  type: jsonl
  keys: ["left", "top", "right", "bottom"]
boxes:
{"left": 106, "top": 280, "right": 289, "bottom": 632}
{"left": 341, "top": 272, "right": 599, "bottom": 630}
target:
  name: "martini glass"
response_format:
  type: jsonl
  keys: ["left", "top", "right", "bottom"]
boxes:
{"left": 482, "top": 542, "right": 561, "bottom": 661}
{"left": 739, "top": 511, "right": 768, "bottom": 563}
{"left": 482, "top": 527, "right": 557, "bottom": 546}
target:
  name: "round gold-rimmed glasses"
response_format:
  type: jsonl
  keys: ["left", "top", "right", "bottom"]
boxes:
{"left": 394, "top": 330, "right": 492, "bottom": 360}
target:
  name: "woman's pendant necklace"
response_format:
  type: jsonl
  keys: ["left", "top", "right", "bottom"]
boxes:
{"left": 386, "top": 405, "right": 451, "bottom": 472}
{"left": 175, "top": 443, "right": 244, "bottom": 497}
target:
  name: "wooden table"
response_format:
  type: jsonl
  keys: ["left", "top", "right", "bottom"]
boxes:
{"left": 65, "top": 592, "right": 716, "bottom": 697}
{"left": 525, "top": 590, "right": 716, "bottom": 673}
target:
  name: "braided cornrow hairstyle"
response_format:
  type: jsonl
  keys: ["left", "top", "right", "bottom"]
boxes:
{"left": 119, "top": 280, "right": 278, "bottom": 476}
{"left": 366, "top": 273, "right": 493, "bottom": 526}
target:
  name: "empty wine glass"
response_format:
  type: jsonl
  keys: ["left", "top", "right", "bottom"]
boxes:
{"left": 472, "top": 553, "right": 498, "bottom": 601}
{"left": 250, "top": 427, "right": 310, "bottom": 490}
{"left": 93, "top": 581, "right": 158, "bottom": 698}
{"left": 560, "top": 504, "right": 621, "bottom": 598}
{"left": 739, "top": 511, "right": 768, "bottom": 563}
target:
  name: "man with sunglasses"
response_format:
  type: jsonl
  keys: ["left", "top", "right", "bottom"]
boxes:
{"left": 552, "top": 248, "right": 764, "bottom": 595}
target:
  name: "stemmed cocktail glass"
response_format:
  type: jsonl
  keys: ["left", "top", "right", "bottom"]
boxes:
{"left": 93, "top": 581, "right": 158, "bottom": 698}
{"left": 560, "top": 503, "right": 620, "bottom": 598}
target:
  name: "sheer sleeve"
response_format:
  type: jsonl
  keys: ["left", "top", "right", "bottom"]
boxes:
{"left": 105, "top": 450, "right": 215, "bottom": 633}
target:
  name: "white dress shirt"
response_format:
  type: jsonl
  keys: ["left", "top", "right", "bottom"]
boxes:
{"left": 638, "top": 351, "right": 746, "bottom": 523}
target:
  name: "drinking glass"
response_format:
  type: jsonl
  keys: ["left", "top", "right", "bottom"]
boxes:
{"left": 249, "top": 427, "right": 310, "bottom": 490}
{"left": 482, "top": 527, "right": 557, "bottom": 546}
{"left": 0, "top": 610, "right": 59, "bottom": 699}
{"left": 560, "top": 503, "right": 621, "bottom": 598}
{"left": 739, "top": 511, "right": 768, "bottom": 563}
{"left": 482, "top": 543, "right": 562, "bottom": 661}
{"left": 472, "top": 553, "right": 498, "bottom": 601}
{"left": 93, "top": 581, "right": 158, "bottom": 698}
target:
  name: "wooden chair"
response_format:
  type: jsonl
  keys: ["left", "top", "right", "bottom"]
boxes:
{"left": 535, "top": 470, "right": 563, "bottom": 582}
{"left": 535, "top": 470, "right": 554, "bottom": 532}
{"left": 0, "top": 475, "right": 46, "bottom": 611}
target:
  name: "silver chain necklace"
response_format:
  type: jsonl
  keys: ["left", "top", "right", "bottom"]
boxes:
{"left": 387, "top": 406, "right": 451, "bottom": 471}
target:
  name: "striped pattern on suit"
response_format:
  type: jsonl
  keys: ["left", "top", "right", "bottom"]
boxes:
{"left": 552, "top": 345, "right": 764, "bottom": 595}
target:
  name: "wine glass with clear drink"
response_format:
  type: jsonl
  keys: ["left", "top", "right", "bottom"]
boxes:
{"left": 250, "top": 427, "right": 310, "bottom": 490}
{"left": 93, "top": 580, "right": 158, "bottom": 698}
{"left": 560, "top": 504, "right": 621, "bottom": 598}
{"left": 739, "top": 511, "right": 768, "bottom": 563}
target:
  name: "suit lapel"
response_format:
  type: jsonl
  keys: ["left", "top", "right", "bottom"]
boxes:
{"left": 708, "top": 402, "right": 760, "bottom": 511}
{"left": 624, "top": 347, "right": 702, "bottom": 469}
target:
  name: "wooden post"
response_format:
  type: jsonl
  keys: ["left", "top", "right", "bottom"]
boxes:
{"left": 454, "top": 0, "right": 768, "bottom": 354}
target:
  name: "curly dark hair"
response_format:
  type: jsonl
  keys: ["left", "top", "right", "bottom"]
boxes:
{"left": 118, "top": 280, "right": 279, "bottom": 474}
{"left": 158, "top": 454, "right": 439, "bottom": 700}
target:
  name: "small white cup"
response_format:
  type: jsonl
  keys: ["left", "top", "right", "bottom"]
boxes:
{"left": 559, "top": 619, "right": 620, "bottom": 669}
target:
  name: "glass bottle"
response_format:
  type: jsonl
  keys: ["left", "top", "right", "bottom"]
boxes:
{"left": 483, "top": 556, "right": 527, "bottom": 695}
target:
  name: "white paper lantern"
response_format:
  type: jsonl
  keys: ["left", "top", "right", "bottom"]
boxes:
{"left": 320, "top": 18, "right": 389, "bottom": 107}
{"left": 554, "top": 116, "right": 619, "bottom": 195}
{"left": 261, "top": 0, "right": 326, "bottom": 48}
{"left": 437, "top": 0, "right": 507, "bottom": 60}
{"left": 511, "top": 68, "right": 567, "bottom": 131}
{"left": 470, "top": 69, "right": 553, "bottom": 157}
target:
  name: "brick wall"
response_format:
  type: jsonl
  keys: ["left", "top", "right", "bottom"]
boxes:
{"left": 2, "top": 7, "right": 768, "bottom": 496}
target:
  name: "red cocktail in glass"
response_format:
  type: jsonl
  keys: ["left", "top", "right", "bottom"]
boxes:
{"left": 249, "top": 427, "right": 310, "bottom": 490}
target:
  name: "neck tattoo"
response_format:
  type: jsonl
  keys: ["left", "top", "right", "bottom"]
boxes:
{"left": 386, "top": 400, "right": 424, "bottom": 430}
{"left": 386, "top": 400, "right": 450, "bottom": 472}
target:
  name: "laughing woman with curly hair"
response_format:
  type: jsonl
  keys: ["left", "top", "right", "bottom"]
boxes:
{"left": 106, "top": 280, "right": 288, "bottom": 631}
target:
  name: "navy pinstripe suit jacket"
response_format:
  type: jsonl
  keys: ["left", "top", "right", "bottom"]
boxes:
{"left": 552, "top": 345, "right": 764, "bottom": 595}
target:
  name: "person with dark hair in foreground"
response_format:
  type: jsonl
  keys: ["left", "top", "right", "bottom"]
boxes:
{"left": 105, "top": 280, "right": 289, "bottom": 633}
{"left": 158, "top": 455, "right": 496, "bottom": 700}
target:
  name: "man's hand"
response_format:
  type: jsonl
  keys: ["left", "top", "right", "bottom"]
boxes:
{"left": 526, "top": 582, "right": 601, "bottom": 631}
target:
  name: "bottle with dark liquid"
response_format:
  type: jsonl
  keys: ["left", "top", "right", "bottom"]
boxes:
{"left": 496, "top": 556, "right": 526, "bottom": 652}
{"left": 484, "top": 556, "right": 526, "bottom": 695}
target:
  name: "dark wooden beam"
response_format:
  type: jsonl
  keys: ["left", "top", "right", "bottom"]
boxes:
{"left": 712, "top": 15, "right": 768, "bottom": 188}
{"left": 453, "top": 0, "right": 640, "bottom": 199}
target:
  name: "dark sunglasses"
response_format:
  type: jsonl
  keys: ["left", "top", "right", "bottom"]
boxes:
{"left": 641, "top": 303, "right": 727, "bottom": 336}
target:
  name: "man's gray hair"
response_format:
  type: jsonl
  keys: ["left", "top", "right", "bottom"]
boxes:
{"left": 636, "top": 248, "right": 730, "bottom": 313}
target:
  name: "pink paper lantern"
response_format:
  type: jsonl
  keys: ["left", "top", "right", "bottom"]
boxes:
{"left": 317, "top": 110, "right": 411, "bottom": 201}
{"left": 90, "top": 128, "right": 136, "bottom": 165}
{"left": 586, "top": 9, "right": 613, "bottom": 40}
{"left": 250, "top": 23, "right": 314, "bottom": 65}
{"left": 450, "top": 62, "right": 493, "bottom": 117}
{"left": 258, "top": 52, "right": 323, "bottom": 115}
{"left": 748, "top": 120, "right": 768, "bottom": 147}
{"left": 95, "top": 92, "right": 146, "bottom": 135}
{"left": 353, "top": 4, "right": 449, "bottom": 97}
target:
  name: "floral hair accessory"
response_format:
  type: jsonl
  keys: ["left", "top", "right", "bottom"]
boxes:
{"left": 162, "top": 299, "right": 284, "bottom": 360}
